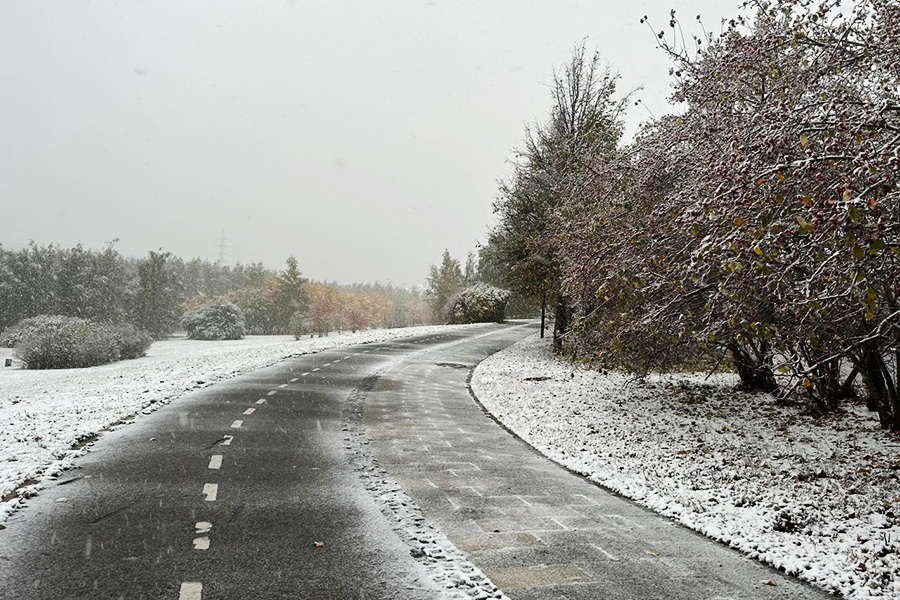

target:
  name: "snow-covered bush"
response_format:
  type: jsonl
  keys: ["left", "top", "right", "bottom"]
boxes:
{"left": 182, "top": 299, "right": 246, "bottom": 340}
{"left": 0, "top": 315, "right": 79, "bottom": 348}
{"left": 11, "top": 315, "right": 121, "bottom": 369}
{"left": 448, "top": 284, "right": 511, "bottom": 324}
{"left": 4, "top": 315, "right": 154, "bottom": 369}
{"left": 107, "top": 323, "right": 154, "bottom": 359}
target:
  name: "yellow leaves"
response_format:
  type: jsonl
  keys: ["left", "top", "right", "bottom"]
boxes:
{"left": 802, "top": 377, "right": 812, "bottom": 388}
{"left": 796, "top": 216, "right": 815, "bottom": 234}
{"left": 753, "top": 245, "right": 764, "bottom": 256}
{"left": 776, "top": 173, "right": 786, "bottom": 184}
{"left": 734, "top": 216, "right": 743, "bottom": 226}
{"left": 868, "top": 197, "right": 878, "bottom": 210}
{"left": 775, "top": 194, "right": 784, "bottom": 205}
{"left": 755, "top": 177, "right": 766, "bottom": 186}
{"left": 800, "top": 196, "right": 813, "bottom": 207}
{"left": 843, "top": 189, "right": 853, "bottom": 202}
{"left": 800, "top": 134, "right": 809, "bottom": 148}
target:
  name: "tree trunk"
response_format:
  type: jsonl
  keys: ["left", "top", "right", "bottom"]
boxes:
{"left": 728, "top": 340, "right": 777, "bottom": 393}
{"left": 855, "top": 345, "right": 899, "bottom": 430}
{"left": 540, "top": 293, "right": 546, "bottom": 339}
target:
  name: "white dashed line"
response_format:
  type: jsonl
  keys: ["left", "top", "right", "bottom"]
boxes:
{"left": 231, "top": 420, "right": 243, "bottom": 429}
{"left": 202, "top": 483, "right": 218, "bottom": 502}
{"left": 179, "top": 582, "right": 203, "bottom": 600}
{"left": 301, "top": 372, "right": 310, "bottom": 376}
{"left": 267, "top": 390, "right": 278, "bottom": 396}
{"left": 312, "top": 368, "right": 320, "bottom": 372}
{"left": 256, "top": 398, "right": 266, "bottom": 405}
{"left": 193, "top": 537, "right": 210, "bottom": 550}
{"left": 278, "top": 383, "right": 288, "bottom": 388}
{"left": 221, "top": 435, "right": 234, "bottom": 446}
{"left": 208, "top": 455, "right": 223, "bottom": 470}
{"left": 243, "top": 407, "right": 256, "bottom": 415}
{"left": 195, "top": 522, "right": 212, "bottom": 534}
{"left": 290, "top": 378, "right": 299, "bottom": 382}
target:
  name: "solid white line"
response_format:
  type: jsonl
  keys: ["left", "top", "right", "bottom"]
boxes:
{"left": 278, "top": 383, "right": 288, "bottom": 388}
{"left": 267, "top": 390, "right": 278, "bottom": 396}
{"left": 202, "top": 483, "right": 218, "bottom": 502}
{"left": 243, "top": 407, "right": 256, "bottom": 415}
{"left": 179, "top": 582, "right": 203, "bottom": 600}
{"left": 256, "top": 398, "right": 266, "bottom": 405}
{"left": 290, "top": 378, "right": 299, "bottom": 382}
{"left": 193, "top": 537, "right": 210, "bottom": 550}
{"left": 221, "top": 435, "right": 234, "bottom": 446}
{"left": 195, "top": 522, "right": 212, "bottom": 534}
{"left": 208, "top": 455, "right": 223, "bottom": 470}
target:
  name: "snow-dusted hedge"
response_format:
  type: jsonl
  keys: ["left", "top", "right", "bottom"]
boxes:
{"left": 6, "top": 315, "right": 153, "bottom": 369}
{"left": 182, "top": 299, "right": 246, "bottom": 340}
{"left": 448, "top": 284, "right": 511, "bottom": 324}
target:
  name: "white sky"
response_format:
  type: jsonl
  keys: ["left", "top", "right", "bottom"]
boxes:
{"left": 0, "top": 0, "right": 736, "bottom": 286}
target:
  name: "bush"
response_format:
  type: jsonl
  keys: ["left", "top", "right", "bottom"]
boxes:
{"left": 7, "top": 315, "right": 152, "bottom": 369}
{"left": 107, "top": 323, "right": 154, "bottom": 359}
{"left": 182, "top": 299, "right": 246, "bottom": 340}
{"left": 448, "top": 284, "right": 511, "bottom": 324}
{"left": 0, "top": 315, "right": 78, "bottom": 348}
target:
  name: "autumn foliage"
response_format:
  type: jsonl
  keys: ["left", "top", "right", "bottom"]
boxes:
{"left": 493, "top": 1, "right": 900, "bottom": 429}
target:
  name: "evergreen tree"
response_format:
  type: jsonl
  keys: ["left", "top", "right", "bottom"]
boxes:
{"left": 133, "top": 251, "right": 183, "bottom": 339}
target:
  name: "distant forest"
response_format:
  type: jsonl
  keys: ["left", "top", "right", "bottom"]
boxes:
{"left": 0, "top": 242, "right": 431, "bottom": 339}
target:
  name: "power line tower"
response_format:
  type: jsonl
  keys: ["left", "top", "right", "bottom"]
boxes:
{"left": 215, "top": 230, "right": 229, "bottom": 265}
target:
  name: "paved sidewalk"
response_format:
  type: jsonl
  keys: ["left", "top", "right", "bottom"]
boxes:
{"left": 365, "top": 338, "right": 834, "bottom": 600}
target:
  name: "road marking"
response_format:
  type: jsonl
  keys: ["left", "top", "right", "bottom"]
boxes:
{"left": 193, "top": 537, "right": 210, "bottom": 550}
{"left": 208, "top": 455, "right": 223, "bottom": 470}
{"left": 243, "top": 407, "right": 256, "bottom": 415}
{"left": 202, "top": 483, "right": 218, "bottom": 501}
{"left": 345, "top": 356, "right": 352, "bottom": 359}
{"left": 290, "top": 378, "right": 299, "bottom": 382}
{"left": 590, "top": 543, "right": 619, "bottom": 561}
{"left": 316, "top": 418, "right": 322, "bottom": 431}
{"left": 195, "top": 522, "right": 212, "bottom": 534}
{"left": 231, "top": 420, "right": 243, "bottom": 429}
{"left": 267, "top": 390, "right": 278, "bottom": 396}
{"left": 278, "top": 383, "right": 288, "bottom": 388}
{"left": 609, "top": 514, "right": 645, "bottom": 529}
{"left": 301, "top": 372, "right": 310, "bottom": 376}
{"left": 180, "top": 582, "right": 203, "bottom": 600}
{"left": 221, "top": 435, "right": 234, "bottom": 446}
{"left": 256, "top": 398, "right": 266, "bottom": 405}
{"left": 312, "top": 367, "right": 320, "bottom": 372}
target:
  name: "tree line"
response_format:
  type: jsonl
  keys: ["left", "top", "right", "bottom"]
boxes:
{"left": 0, "top": 242, "right": 432, "bottom": 339}
{"left": 488, "top": 1, "right": 900, "bottom": 429}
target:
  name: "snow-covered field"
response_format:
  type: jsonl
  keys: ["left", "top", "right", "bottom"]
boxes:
{"left": 0, "top": 325, "right": 474, "bottom": 523}
{"left": 472, "top": 333, "right": 900, "bottom": 599}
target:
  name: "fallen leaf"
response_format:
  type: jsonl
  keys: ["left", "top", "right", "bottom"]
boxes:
{"left": 148, "top": 437, "right": 156, "bottom": 442}
{"left": 314, "top": 541, "right": 325, "bottom": 548}
{"left": 644, "top": 549, "right": 660, "bottom": 556}
{"left": 763, "top": 580, "right": 776, "bottom": 586}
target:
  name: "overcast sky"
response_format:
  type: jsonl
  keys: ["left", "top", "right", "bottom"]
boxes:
{"left": 0, "top": 0, "right": 737, "bottom": 286}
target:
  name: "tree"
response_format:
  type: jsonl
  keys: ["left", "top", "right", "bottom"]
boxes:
{"left": 272, "top": 256, "right": 309, "bottom": 334}
{"left": 490, "top": 43, "right": 629, "bottom": 350}
{"left": 426, "top": 250, "right": 464, "bottom": 322}
{"left": 133, "top": 251, "right": 183, "bottom": 339}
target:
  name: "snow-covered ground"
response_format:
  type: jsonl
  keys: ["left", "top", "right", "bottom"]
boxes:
{"left": 0, "top": 325, "right": 475, "bottom": 523}
{"left": 472, "top": 333, "right": 900, "bottom": 599}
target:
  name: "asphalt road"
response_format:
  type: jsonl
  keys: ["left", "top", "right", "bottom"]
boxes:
{"left": 0, "top": 322, "right": 833, "bottom": 600}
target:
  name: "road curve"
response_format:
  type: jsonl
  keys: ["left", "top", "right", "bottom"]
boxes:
{"left": 0, "top": 322, "right": 832, "bottom": 599}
